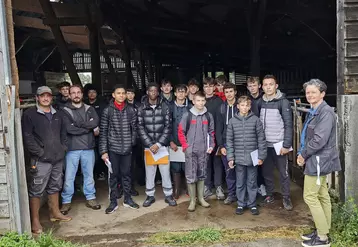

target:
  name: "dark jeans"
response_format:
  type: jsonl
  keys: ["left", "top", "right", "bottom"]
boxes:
{"left": 205, "top": 151, "right": 223, "bottom": 189}
{"left": 257, "top": 165, "right": 265, "bottom": 187}
{"left": 171, "top": 162, "right": 185, "bottom": 174}
{"left": 94, "top": 146, "right": 107, "bottom": 177}
{"left": 108, "top": 152, "right": 132, "bottom": 201}
{"left": 262, "top": 147, "right": 291, "bottom": 197}
{"left": 221, "top": 154, "right": 236, "bottom": 198}
{"left": 131, "top": 143, "right": 145, "bottom": 186}
{"left": 236, "top": 164, "right": 258, "bottom": 208}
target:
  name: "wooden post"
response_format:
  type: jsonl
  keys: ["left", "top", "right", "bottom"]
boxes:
{"left": 247, "top": 0, "right": 267, "bottom": 77}
{"left": 89, "top": 25, "right": 101, "bottom": 90}
{"left": 99, "top": 33, "right": 116, "bottom": 85}
{"left": 38, "top": 0, "right": 81, "bottom": 85}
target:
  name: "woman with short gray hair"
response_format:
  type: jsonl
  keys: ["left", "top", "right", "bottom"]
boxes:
{"left": 297, "top": 79, "right": 341, "bottom": 247}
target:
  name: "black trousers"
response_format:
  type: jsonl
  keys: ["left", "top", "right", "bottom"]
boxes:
{"left": 131, "top": 143, "right": 145, "bottom": 186}
{"left": 205, "top": 151, "right": 223, "bottom": 189}
{"left": 108, "top": 152, "right": 132, "bottom": 202}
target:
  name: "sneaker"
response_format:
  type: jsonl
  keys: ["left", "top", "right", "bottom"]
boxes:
{"left": 301, "top": 229, "right": 317, "bottom": 241}
{"left": 143, "top": 196, "right": 155, "bottom": 207}
{"left": 97, "top": 172, "right": 106, "bottom": 181}
{"left": 224, "top": 196, "right": 236, "bottom": 205}
{"left": 263, "top": 195, "right": 274, "bottom": 204}
{"left": 60, "top": 203, "right": 71, "bottom": 215}
{"left": 216, "top": 186, "right": 225, "bottom": 200}
{"left": 123, "top": 197, "right": 139, "bottom": 209}
{"left": 302, "top": 235, "right": 330, "bottom": 247}
{"left": 105, "top": 201, "right": 118, "bottom": 214}
{"left": 236, "top": 206, "right": 244, "bottom": 215}
{"left": 250, "top": 207, "right": 259, "bottom": 215}
{"left": 86, "top": 199, "right": 101, "bottom": 210}
{"left": 283, "top": 197, "right": 293, "bottom": 211}
{"left": 165, "top": 195, "right": 177, "bottom": 206}
{"left": 204, "top": 186, "right": 213, "bottom": 199}
{"left": 131, "top": 188, "right": 139, "bottom": 196}
{"left": 260, "top": 185, "right": 267, "bottom": 196}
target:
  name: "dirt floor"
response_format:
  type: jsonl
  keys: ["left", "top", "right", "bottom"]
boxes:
{"left": 39, "top": 174, "right": 312, "bottom": 246}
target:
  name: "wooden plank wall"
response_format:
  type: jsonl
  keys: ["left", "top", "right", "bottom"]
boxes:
{"left": 0, "top": 105, "right": 12, "bottom": 231}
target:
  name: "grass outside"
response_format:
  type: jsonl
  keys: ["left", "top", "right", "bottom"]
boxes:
{"left": 146, "top": 226, "right": 308, "bottom": 246}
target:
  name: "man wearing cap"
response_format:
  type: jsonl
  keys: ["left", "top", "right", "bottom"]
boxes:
{"left": 22, "top": 86, "right": 72, "bottom": 234}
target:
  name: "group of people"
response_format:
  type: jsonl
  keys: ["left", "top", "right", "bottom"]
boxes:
{"left": 22, "top": 74, "right": 340, "bottom": 247}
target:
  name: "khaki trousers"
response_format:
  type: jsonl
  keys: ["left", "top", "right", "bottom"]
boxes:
{"left": 303, "top": 175, "right": 331, "bottom": 235}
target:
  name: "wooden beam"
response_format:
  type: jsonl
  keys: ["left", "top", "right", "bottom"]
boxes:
{"left": 12, "top": 0, "right": 86, "bottom": 18}
{"left": 99, "top": 32, "right": 116, "bottom": 80}
{"left": 38, "top": 0, "right": 81, "bottom": 85}
{"left": 43, "top": 17, "right": 89, "bottom": 26}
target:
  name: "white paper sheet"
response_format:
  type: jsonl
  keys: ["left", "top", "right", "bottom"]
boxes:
{"left": 105, "top": 159, "right": 113, "bottom": 173}
{"left": 273, "top": 141, "right": 293, "bottom": 155}
{"left": 207, "top": 134, "right": 210, "bottom": 152}
{"left": 250, "top": 150, "right": 259, "bottom": 167}
{"left": 169, "top": 147, "right": 186, "bottom": 162}
{"left": 148, "top": 146, "right": 169, "bottom": 161}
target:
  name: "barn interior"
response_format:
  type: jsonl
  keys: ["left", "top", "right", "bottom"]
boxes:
{"left": 14, "top": 0, "right": 336, "bottom": 102}
{"left": 11, "top": 0, "right": 338, "bottom": 238}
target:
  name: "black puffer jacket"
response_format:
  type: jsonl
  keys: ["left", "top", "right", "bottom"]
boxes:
{"left": 226, "top": 112, "right": 267, "bottom": 166}
{"left": 138, "top": 97, "right": 171, "bottom": 148}
{"left": 99, "top": 100, "right": 137, "bottom": 155}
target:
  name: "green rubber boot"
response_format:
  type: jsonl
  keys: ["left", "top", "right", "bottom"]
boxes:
{"left": 187, "top": 183, "right": 196, "bottom": 212}
{"left": 197, "top": 180, "right": 210, "bottom": 208}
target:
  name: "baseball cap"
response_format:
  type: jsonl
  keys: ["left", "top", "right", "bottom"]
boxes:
{"left": 36, "top": 86, "right": 52, "bottom": 95}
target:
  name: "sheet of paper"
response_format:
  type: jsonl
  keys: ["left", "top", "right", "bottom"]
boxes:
{"left": 169, "top": 147, "right": 186, "bottom": 162}
{"left": 105, "top": 159, "right": 113, "bottom": 173}
{"left": 149, "top": 146, "right": 169, "bottom": 161}
{"left": 273, "top": 141, "right": 293, "bottom": 155}
{"left": 207, "top": 134, "right": 210, "bottom": 151}
{"left": 250, "top": 149, "right": 259, "bottom": 167}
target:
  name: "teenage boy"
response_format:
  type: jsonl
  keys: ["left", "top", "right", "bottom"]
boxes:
{"left": 22, "top": 86, "right": 72, "bottom": 234}
{"left": 160, "top": 79, "right": 174, "bottom": 103}
{"left": 61, "top": 85, "right": 101, "bottom": 215}
{"left": 99, "top": 85, "right": 139, "bottom": 214}
{"left": 216, "top": 83, "right": 238, "bottom": 205}
{"left": 227, "top": 96, "right": 267, "bottom": 215}
{"left": 259, "top": 75, "right": 293, "bottom": 210}
{"left": 215, "top": 75, "right": 227, "bottom": 101}
{"left": 169, "top": 84, "right": 192, "bottom": 199}
{"left": 84, "top": 85, "right": 107, "bottom": 181}
{"left": 126, "top": 88, "right": 145, "bottom": 190}
{"left": 178, "top": 91, "right": 215, "bottom": 212}
{"left": 54, "top": 81, "right": 71, "bottom": 109}
{"left": 247, "top": 77, "right": 266, "bottom": 197}
{"left": 137, "top": 83, "right": 177, "bottom": 207}
{"left": 187, "top": 78, "right": 200, "bottom": 104}
{"left": 202, "top": 77, "right": 224, "bottom": 200}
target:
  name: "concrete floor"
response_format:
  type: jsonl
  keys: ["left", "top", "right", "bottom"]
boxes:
{"left": 39, "top": 175, "right": 312, "bottom": 247}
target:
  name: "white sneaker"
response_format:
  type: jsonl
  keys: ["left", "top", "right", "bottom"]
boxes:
{"left": 260, "top": 185, "right": 267, "bottom": 197}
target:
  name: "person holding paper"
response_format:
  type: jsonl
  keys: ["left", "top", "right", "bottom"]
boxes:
{"left": 258, "top": 75, "right": 293, "bottom": 210}
{"left": 178, "top": 91, "right": 215, "bottom": 212}
{"left": 169, "top": 84, "right": 192, "bottom": 199}
{"left": 99, "top": 85, "right": 140, "bottom": 214}
{"left": 297, "top": 79, "right": 341, "bottom": 247}
{"left": 138, "top": 83, "right": 177, "bottom": 207}
{"left": 226, "top": 96, "right": 266, "bottom": 216}
{"left": 215, "top": 83, "right": 239, "bottom": 205}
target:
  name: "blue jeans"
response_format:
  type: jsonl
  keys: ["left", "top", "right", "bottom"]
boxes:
{"left": 62, "top": 150, "right": 96, "bottom": 203}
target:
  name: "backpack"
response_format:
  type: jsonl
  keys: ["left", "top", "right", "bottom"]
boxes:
{"left": 185, "top": 111, "right": 211, "bottom": 134}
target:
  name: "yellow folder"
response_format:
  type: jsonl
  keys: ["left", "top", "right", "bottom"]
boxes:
{"left": 144, "top": 149, "right": 169, "bottom": 165}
